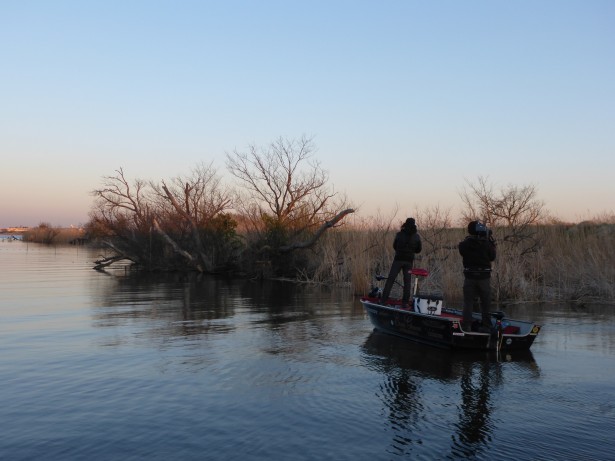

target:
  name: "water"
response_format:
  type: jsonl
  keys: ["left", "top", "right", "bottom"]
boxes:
{"left": 1, "top": 242, "right": 614, "bottom": 460}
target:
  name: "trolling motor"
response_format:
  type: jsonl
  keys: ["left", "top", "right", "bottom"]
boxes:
{"left": 367, "top": 274, "right": 388, "bottom": 298}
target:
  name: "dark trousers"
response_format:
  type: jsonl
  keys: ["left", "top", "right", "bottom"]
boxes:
{"left": 381, "top": 260, "right": 413, "bottom": 304}
{"left": 462, "top": 276, "right": 492, "bottom": 328}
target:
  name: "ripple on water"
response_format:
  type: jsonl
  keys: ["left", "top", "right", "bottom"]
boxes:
{"left": 2, "top": 244, "right": 615, "bottom": 460}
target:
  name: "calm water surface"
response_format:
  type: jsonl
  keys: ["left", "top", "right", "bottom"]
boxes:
{"left": 1, "top": 241, "right": 614, "bottom": 460}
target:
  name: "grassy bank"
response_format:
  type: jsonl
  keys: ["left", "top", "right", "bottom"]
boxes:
{"left": 20, "top": 218, "right": 615, "bottom": 304}
{"left": 22, "top": 225, "right": 86, "bottom": 244}
{"left": 311, "top": 220, "right": 615, "bottom": 305}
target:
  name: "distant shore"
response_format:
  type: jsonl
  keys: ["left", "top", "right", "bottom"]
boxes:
{"left": 8, "top": 226, "right": 88, "bottom": 245}
{"left": 0, "top": 227, "right": 30, "bottom": 234}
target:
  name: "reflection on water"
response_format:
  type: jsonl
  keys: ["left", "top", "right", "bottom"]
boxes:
{"left": 362, "top": 331, "right": 538, "bottom": 380}
{"left": 361, "top": 331, "right": 540, "bottom": 458}
{"left": 90, "top": 271, "right": 361, "bottom": 355}
{"left": 1, "top": 242, "right": 614, "bottom": 460}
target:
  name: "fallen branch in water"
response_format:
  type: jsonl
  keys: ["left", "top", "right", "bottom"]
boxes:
{"left": 152, "top": 218, "right": 204, "bottom": 272}
{"left": 94, "top": 254, "right": 130, "bottom": 271}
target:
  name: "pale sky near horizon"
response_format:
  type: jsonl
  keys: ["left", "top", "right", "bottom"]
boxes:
{"left": 1, "top": 1, "right": 614, "bottom": 228}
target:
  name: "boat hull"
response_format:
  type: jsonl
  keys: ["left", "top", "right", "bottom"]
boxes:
{"left": 361, "top": 298, "right": 540, "bottom": 351}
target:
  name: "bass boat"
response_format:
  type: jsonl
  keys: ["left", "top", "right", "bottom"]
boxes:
{"left": 360, "top": 268, "right": 541, "bottom": 351}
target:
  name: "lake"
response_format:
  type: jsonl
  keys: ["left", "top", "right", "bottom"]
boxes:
{"left": 1, "top": 241, "right": 614, "bottom": 460}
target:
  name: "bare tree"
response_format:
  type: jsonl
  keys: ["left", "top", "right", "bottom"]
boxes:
{"left": 89, "top": 165, "right": 237, "bottom": 272}
{"left": 153, "top": 162, "right": 234, "bottom": 225}
{"left": 91, "top": 168, "right": 151, "bottom": 232}
{"left": 226, "top": 136, "right": 354, "bottom": 246}
{"left": 459, "top": 176, "right": 546, "bottom": 300}
{"left": 152, "top": 162, "right": 236, "bottom": 271}
{"left": 88, "top": 140, "right": 353, "bottom": 278}
{"left": 89, "top": 168, "right": 154, "bottom": 268}
{"left": 225, "top": 136, "right": 354, "bottom": 278}
{"left": 460, "top": 176, "right": 544, "bottom": 253}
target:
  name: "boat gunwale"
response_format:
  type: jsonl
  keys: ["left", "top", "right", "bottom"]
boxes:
{"left": 360, "top": 297, "right": 540, "bottom": 340}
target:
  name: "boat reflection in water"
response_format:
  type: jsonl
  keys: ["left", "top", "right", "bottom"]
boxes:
{"left": 361, "top": 330, "right": 540, "bottom": 458}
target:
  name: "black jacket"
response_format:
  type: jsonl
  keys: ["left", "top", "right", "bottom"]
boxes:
{"left": 393, "top": 227, "right": 422, "bottom": 261}
{"left": 458, "top": 236, "right": 496, "bottom": 278}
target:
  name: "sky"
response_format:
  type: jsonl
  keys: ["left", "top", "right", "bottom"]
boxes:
{"left": 1, "top": 1, "right": 614, "bottom": 228}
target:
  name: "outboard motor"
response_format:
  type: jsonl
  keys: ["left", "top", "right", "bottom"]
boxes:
{"left": 368, "top": 286, "right": 381, "bottom": 298}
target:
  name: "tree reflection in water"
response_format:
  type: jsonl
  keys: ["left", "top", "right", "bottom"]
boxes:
{"left": 361, "top": 331, "right": 538, "bottom": 459}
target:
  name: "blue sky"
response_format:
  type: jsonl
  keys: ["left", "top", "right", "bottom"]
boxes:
{"left": 1, "top": 1, "right": 614, "bottom": 227}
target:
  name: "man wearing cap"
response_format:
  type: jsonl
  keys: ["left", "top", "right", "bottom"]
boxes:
{"left": 381, "top": 218, "right": 422, "bottom": 308}
{"left": 458, "top": 221, "right": 497, "bottom": 332}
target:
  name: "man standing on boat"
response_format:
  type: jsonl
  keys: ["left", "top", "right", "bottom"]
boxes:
{"left": 381, "top": 217, "right": 422, "bottom": 308}
{"left": 458, "top": 221, "right": 497, "bottom": 332}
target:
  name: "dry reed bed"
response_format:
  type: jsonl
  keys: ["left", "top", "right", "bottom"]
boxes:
{"left": 22, "top": 227, "right": 86, "bottom": 244}
{"left": 314, "top": 222, "right": 615, "bottom": 304}
{"left": 20, "top": 221, "right": 615, "bottom": 304}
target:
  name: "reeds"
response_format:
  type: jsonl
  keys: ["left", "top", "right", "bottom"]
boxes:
{"left": 536, "top": 222, "right": 615, "bottom": 302}
{"left": 313, "top": 217, "right": 615, "bottom": 304}
{"left": 18, "top": 215, "right": 615, "bottom": 303}
{"left": 22, "top": 225, "right": 86, "bottom": 244}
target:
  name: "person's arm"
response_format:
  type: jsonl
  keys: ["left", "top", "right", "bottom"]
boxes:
{"left": 488, "top": 241, "right": 496, "bottom": 261}
{"left": 458, "top": 239, "right": 466, "bottom": 257}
